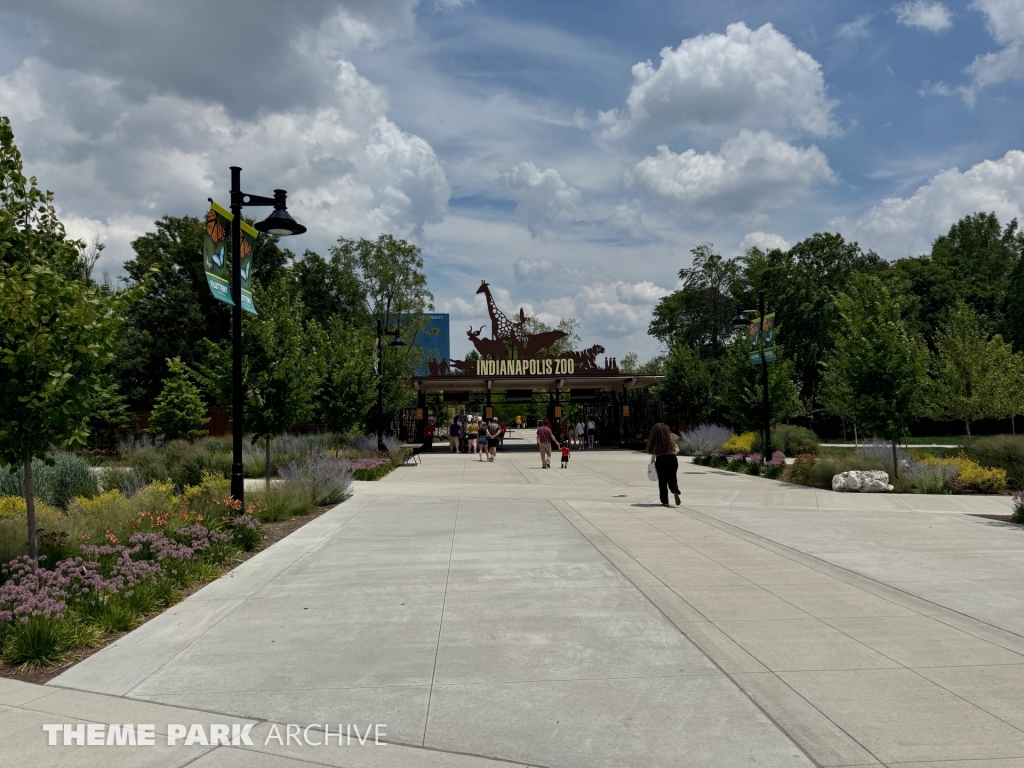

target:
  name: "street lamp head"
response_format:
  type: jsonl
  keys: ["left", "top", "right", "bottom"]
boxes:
{"left": 255, "top": 207, "right": 306, "bottom": 236}
{"left": 390, "top": 335, "right": 405, "bottom": 348}
{"left": 730, "top": 305, "right": 749, "bottom": 327}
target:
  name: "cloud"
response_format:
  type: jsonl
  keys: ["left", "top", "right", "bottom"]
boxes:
{"left": 0, "top": 56, "right": 450, "bottom": 273}
{"left": 606, "top": 200, "right": 650, "bottom": 243}
{"left": 527, "top": 281, "right": 672, "bottom": 339}
{"left": 625, "top": 130, "right": 835, "bottom": 214}
{"left": 740, "top": 231, "right": 791, "bottom": 252}
{"left": 837, "top": 16, "right": 874, "bottom": 41}
{"left": 894, "top": 1, "right": 953, "bottom": 31}
{"left": 501, "top": 162, "right": 582, "bottom": 237}
{"left": 950, "top": 0, "right": 1024, "bottom": 101}
{"left": 845, "top": 149, "right": 1024, "bottom": 257}
{"left": 598, "top": 22, "right": 837, "bottom": 141}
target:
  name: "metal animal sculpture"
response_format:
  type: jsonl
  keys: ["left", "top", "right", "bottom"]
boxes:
{"left": 467, "top": 325, "right": 509, "bottom": 361}
{"left": 560, "top": 344, "right": 605, "bottom": 371}
{"left": 477, "top": 281, "right": 527, "bottom": 345}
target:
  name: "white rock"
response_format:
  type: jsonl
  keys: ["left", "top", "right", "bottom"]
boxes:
{"left": 831, "top": 470, "right": 893, "bottom": 493}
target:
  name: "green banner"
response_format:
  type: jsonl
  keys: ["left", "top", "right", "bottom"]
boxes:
{"left": 203, "top": 201, "right": 258, "bottom": 315}
{"left": 203, "top": 203, "right": 233, "bottom": 306}
{"left": 749, "top": 347, "right": 778, "bottom": 366}
{"left": 748, "top": 312, "right": 776, "bottom": 350}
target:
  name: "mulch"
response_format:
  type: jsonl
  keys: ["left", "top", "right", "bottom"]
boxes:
{"left": 0, "top": 504, "right": 335, "bottom": 686}
{"left": 968, "top": 513, "right": 1022, "bottom": 524}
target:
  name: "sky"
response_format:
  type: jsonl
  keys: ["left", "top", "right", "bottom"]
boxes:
{"left": 2, "top": 1, "right": 1024, "bottom": 361}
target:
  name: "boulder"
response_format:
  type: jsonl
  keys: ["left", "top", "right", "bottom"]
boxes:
{"left": 831, "top": 470, "right": 893, "bottom": 493}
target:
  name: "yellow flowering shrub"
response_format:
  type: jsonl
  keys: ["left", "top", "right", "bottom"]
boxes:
{"left": 0, "top": 496, "right": 61, "bottom": 519}
{"left": 72, "top": 489, "right": 132, "bottom": 516}
{"left": 722, "top": 432, "right": 757, "bottom": 453}
{"left": 135, "top": 481, "right": 178, "bottom": 513}
{"left": 954, "top": 457, "right": 1006, "bottom": 493}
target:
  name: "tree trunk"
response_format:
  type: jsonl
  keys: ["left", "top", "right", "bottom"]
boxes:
{"left": 1013, "top": 415, "right": 1016, "bottom": 436}
{"left": 25, "top": 458, "right": 37, "bottom": 565}
{"left": 891, "top": 440, "right": 899, "bottom": 480}
{"left": 854, "top": 423, "right": 858, "bottom": 448}
{"left": 965, "top": 420, "right": 971, "bottom": 439}
{"left": 265, "top": 436, "right": 271, "bottom": 492}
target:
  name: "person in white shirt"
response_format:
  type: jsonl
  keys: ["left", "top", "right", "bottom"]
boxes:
{"left": 575, "top": 421, "right": 585, "bottom": 448}
{"left": 587, "top": 419, "right": 596, "bottom": 449}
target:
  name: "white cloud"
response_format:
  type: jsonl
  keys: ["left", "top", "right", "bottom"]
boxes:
{"left": 598, "top": 22, "right": 837, "bottom": 141}
{"left": 606, "top": 200, "right": 649, "bottom": 242}
{"left": 740, "top": 231, "right": 791, "bottom": 252}
{"left": 625, "top": 130, "right": 835, "bottom": 214}
{"left": 845, "top": 149, "right": 1024, "bottom": 256}
{"left": 0, "top": 56, "right": 450, "bottom": 272}
{"left": 501, "top": 162, "right": 582, "bottom": 237}
{"left": 953, "top": 0, "right": 1024, "bottom": 101}
{"left": 894, "top": 1, "right": 953, "bottom": 31}
{"left": 837, "top": 16, "right": 874, "bottom": 41}
{"left": 528, "top": 280, "right": 672, "bottom": 340}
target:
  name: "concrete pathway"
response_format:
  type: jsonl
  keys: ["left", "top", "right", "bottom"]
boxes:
{"left": 5, "top": 448, "right": 1024, "bottom": 767}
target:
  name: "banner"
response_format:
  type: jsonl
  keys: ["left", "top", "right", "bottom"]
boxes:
{"left": 749, "top": 348, "right": 778, "bottom": 366}
{"left": 203, "top": 201, "right": 259, "bottom": 315}
{"left": 747, "top": 312, "right": 776, "bottom": 350}
{"left": 203, "top": 203, "right": 233, "bottom": 306}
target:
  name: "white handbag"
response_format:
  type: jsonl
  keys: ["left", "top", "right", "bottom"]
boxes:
{"left": 647, "top": 458, "right": 658, "bottom": 482}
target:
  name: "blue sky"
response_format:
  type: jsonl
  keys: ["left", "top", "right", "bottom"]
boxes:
{"left": 2, "top": 1, "right": 1024, "bottom": 360}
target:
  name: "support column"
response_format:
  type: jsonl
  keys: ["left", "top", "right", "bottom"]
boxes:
{"left": 416, "top": 389, "right": 426, "bottom": 440}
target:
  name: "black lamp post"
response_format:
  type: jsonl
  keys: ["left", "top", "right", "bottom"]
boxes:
{"left": 376, "top": 317, "right": 405, "bottom": 452}
{"left": 732, "top": 290, "right": 771, "bottom": 464}
{"left": 228, "top": 166, "right": 306, "bottom": 508}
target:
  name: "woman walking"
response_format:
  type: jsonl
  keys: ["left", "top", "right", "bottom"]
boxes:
{"left": 647, "top": 423, "right": 681, "bottom": 508}
{"left": 467, "top": 416, "right": 478, "bottom": 454}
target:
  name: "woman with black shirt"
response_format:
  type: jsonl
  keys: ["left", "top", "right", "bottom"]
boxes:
{"left": 647, "top": 423, "right": 681, "bottom": 507}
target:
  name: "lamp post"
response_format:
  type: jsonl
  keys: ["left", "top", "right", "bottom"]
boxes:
{"left": 376, "top": 317, "right": 405, "bottom": 452}
{"left": 228, "top": 166, "right": 306, "bottom": 508}
{"left": 732, "top": 290, "right": 771, "bottom": 464}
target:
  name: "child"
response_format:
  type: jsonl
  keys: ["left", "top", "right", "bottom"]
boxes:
{"left": 560, "top": 441, "right": 570, "bottom": 468}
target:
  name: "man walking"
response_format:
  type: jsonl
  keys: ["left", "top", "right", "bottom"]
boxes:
{"left": 536, "top": 419, "right": 555, "bottom": 469}
{"left": 448, "top": 418, "right": 461, "bottom": 453}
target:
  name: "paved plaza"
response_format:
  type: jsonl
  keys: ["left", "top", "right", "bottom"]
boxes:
{"left": 4, "top": 443, "right": 1024, "bottom": 767}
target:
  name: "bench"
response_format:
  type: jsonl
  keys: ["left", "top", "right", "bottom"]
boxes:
{"left": 399, "top": 443, "right": 423, "bottom": 465}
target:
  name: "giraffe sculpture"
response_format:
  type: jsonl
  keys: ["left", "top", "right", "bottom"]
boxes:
{"left": 476, "top": 281, "right": 526, "bottom": 344}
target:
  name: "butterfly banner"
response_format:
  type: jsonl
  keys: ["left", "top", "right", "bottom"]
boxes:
{"left": 747, "top": 312, "right": 776, "bottom": 350}
{"left": 203, "top": 201, "right": 258, "bottom": 315}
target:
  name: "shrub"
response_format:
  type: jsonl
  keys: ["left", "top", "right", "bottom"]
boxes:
{"left": 165, "top": 441, "right": 230, "bottom": 489}
{"left": 903, "top": 458, "right": 959, "bottom": 494}
{"left": 122, "top": 447, "right": 169, "bottom": 484}
{"left": 73, "top": 489, "right": 133, "bottom": 517}
{"left": 182, "top": 473, "right": 231, "bottom": 519}
{"left": 678, "top": 424, "right": 732, "bottom": 455}
{"left": 0, "top": 453, "right": 99, "bottom": 508}
{"left": 249, "top": 481, "right": 315, "bottom": 523}
{"left": 279, "top": 456, "right": 352, "bottom": 506}
{"left": 763, "top": 463, "right": 785, "bottom": 480}
{"left": 149, "top": 357, "right": 209, "bottom": 440}
{"left": 229, "top": 512, "right": 264, "bottom": 552}
{"left": 1011, "top": 491, "right": 1024, "bottom": 524}
{"left": 99, "top": 466, "right": 146, "bottom": 496}
{"left": 955, "top": 457, "right": 1006, "bottom": 493}
{"left": 726, "top": 459, "right": 746, "bottom": 473}
{"left": 789, "top": 453, "right": 816, "bottom": 485}
{"left": 757, "top": 425, "right": 820, "bottom": 456}
{"left": 963, "top": 435, "right": 1024, "bottom": 490}
{"left": 723, "top": 432, "right": 757, "bottom": 453}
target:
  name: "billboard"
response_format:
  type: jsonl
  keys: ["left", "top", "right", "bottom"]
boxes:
{"left": 415, "top": 313, "right": 450, "bottom": 375}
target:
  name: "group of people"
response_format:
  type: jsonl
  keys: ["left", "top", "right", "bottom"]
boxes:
{"left": 535, "top": 419, "right": 573, "bottom": 469}
{"left": 447, "top": 415, "right": 505, "bottom": 462}
{"left": 555, "top": 419, "right": 596, "bottom": 449}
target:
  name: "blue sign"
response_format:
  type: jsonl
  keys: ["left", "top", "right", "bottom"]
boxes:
{"left": 415, "top": 313, "right": 450, "bottom": 375}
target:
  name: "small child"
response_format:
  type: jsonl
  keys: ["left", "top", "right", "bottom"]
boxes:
{"left": 560, "top": 441, "right": 570, "bottom": 468}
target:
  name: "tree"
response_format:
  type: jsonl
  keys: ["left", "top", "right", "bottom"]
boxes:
{"left": 0, "top": 115, "right": 148, "bottom": 563}
{"left": 317, "top": 319, "right": 376, "bottom": 434}
{"left": 290, "top": 249, "right": 368, "bottom": 329}
{"left": 660, "top": 345, "right": 715, "bottom": 429}
{"left": 649, "top": 243, "right": 740, "bottom": 357}
{"left": 822, "top": 275, "right": 928, "bottom": 477}
{"left": 927, "top": 301, "right": 1020, "bottom": 437}
{"left": 722, "top": 337, "right": 802, "bottom": 433}
{"left": 149, "top": 357, "right": 209, "bottom": 441}
{"left": 198, "top": 279, "right": 324, "bottom": 479}
{"left": 522, "top": 316, "right": 581, "bottom": 357}
{"left": 331, "top": 235, "right": 432, "bottom": 429}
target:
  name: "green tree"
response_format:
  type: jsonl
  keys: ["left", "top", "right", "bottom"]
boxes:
{"left": 649, "top": 243, "right": 741, "bottom": 357}
{"left": 331, "top": 235, "right": 432, "bottom": 429}
{"left": 660, "top": 345, "right": 715, "bottom": 429}
{"left": 0, "top": 115, "right": 149, "bottom": 562}
{"left": 927, "top": 301, "right": 1020, "bottom": 437}
{"left": 822, "top": 275, "right": 928, "bottom": 477}
{"left": 197, "top": 279, "right": 325, "bottom": 478}
{"left": 290, "top": 249, "right": 368, "bottom": 329}
{"left": 317, "top": 319, "right": 376, "bottom": 434}
{"left": 522, "top": 316, "right": 581, "bottom": 357}
{"left": 149, "top": 357, "right": 209, "bottom": 441}
{"left": 722, "top": 337, "right": 802, "bottom": 433}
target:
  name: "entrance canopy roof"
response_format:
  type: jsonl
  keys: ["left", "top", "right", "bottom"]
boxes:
{"left": 409, "top": 374, "right": 663, "bottom": 392}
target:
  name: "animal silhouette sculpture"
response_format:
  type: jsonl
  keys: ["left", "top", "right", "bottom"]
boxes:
{"left": 467, "top": 325, "right": 509, "bottom": 361}
{"left": 477, "top": 281, "right": 527, "bottom": 346}
{"left": 560, "top": 344, "right": 605, "bottom": 371}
